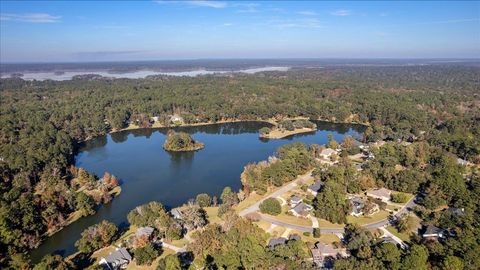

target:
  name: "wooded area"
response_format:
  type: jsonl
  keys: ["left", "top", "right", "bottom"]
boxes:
{"left": 0, "top": 65, "right": 479, "bottom": 268}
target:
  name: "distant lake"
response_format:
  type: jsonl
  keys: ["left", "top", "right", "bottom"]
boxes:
{"left": 30, "top": 121, "right": 365, "bottom": 262}
{"left": 1, "top": 66, "right": 290, "bottom": 81}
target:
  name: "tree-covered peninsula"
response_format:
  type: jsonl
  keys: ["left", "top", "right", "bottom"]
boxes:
{"left": 163, "top": 130, "right": 204, "bottom": 151}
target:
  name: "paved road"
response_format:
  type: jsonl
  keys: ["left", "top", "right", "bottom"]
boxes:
{"left": 239, "top": 171, "right": 312, "bottom": 217}
{"left": 254, "top": 191, "right": 418, "bottom": 235}
{"left": 238, "top": 169, "right": 419, "bottom": 236}
{"left": 160, "top": 240, "right": 186, "bottom": 253}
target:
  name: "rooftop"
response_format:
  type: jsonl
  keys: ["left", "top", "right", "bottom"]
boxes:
{"left": 136, "top": 226, "right": 154, "bottom": 238}
{"left": 103, "top": 247, "right": 132, "bottom": 264}
{"left": 268, "top": 237, "right": 287, "bottom": 248}
{"left": 424, "top": 224, "right": 443, "bottom": 236}
{"left": 367, "top": 188, "right": 391, "bottom": 198}
{"left": 308, "top": 181, "right": 324, "bottom": 192}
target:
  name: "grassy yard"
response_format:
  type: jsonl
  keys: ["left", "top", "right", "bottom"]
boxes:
{"left": 270, "top": 226, "right": 286, "bottom": 238}
{"left": 347, "top": 210, "right": 390, "bottom": 225}
{"left": 234, "top": 192, "right": 263, "bottom": 212}
{"left": 317, "top": 218, "right": 345, "bottom": 229}
{"left": 385, "top": 225, "right": 411, "bottom": 242}
{"left": 267, "top": 213, "right": 312, "bottom": 227}
{"left": 293, "top": 229, "right": 341, "bottom": 244}
{"left": 165, "top": 238, "right": 189, "bottom": 248}
{"left": 254, "top": 220, "right": 272, "bottom": 232}
{"left": 204, "top": 206, "right": 221, "bottom": 224}
{"left": 125, "top": 249, "right": 175, "bottom": 270}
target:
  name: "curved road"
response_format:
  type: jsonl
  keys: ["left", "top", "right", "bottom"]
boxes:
{"left": 239, "top": 171, "right": 418, "bottom": 235}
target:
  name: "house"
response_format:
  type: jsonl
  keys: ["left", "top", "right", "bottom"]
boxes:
{"left": 268, "top": 237, "right": 287, "bottom": 249}
{"left": 311, "top": 242, "right": 349, "bottom": 267}
{"left": 422, "top": 225, "right": 444, "bottom": 240}
{"left": 350, "top": 197, "right": 365, "bottom": 217}
{"left": 99, "top": 248, "right": 132, "bottom": 270}
{"left": 289, "top": 195, "right": 303, "bottom": 207}
{"left": 367, "top": 188, "right": 391, "bottom": 202}
{"left": 447, "top": 207, "right": 465, "bottom": 216}
{"left": 308, "top": 181, "right": 324, "bottom": 196}
{"left": 289, "top": 202, "right": 313, "bottom": 217}
{"left": 136, "top": 226, "right": 154, "bottom": 239}
{"left": 170, "top": 208, "right": 183, "bottom": 220}
{"left": 170, "top": 115, "right": 183, "bottom": 124}
{"left": 288, "top": 234, "right": 301, "bottom": 241}
{"left": 319, "top": 148, "right": 337, "bottom": 160}
{"left": 457, "top": 158, "right": 472, "bottom": 166}
{"left": 151, "top": 116, "right": 159, "bottom": 122}
{"left": 355, "top": 163, "right": 364, "bottom": 171}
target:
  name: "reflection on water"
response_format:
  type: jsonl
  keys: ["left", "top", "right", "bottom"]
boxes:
{"left": 31, "top": 121, "right": 365, "bottom": 262}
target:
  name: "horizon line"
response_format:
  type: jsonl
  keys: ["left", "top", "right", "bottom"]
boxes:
{"left": 2, "top": 57, "right": 480, "bottom": 65}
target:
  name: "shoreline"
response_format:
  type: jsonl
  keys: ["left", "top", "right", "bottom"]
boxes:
{"left": 106, "top": 117, "right": 368, "bottom": 137}
{"left": 260, "top": 127, "right": 317, "bottom": 139}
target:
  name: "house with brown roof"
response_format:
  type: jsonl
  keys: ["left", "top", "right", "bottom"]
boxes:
{"left": 311, "top": 242, "right": 349, "bottom": 267}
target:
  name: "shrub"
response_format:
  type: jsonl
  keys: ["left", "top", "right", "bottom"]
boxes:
{"left": 259, "top": 127, "right": 271, "bottom": 135}
{"left": 134, "top": 243, "right": 160, "bottom": 265}
{"left": 196, "top": 193, "right": 211, "bottom": 207}
{"left": 391, "top": 193, "right": 409, "bottom": 203}
{"left": 313, "top": 228, "right": 321, "bottom": 238}
{"left": 303, "top": 232, "right": 311, "bottom": 237}
{"left": 259, "top": 198, "right": 282, "bottom": 215}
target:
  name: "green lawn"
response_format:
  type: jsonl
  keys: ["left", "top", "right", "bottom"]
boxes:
{"left": 347, "top": 210, "right": 390, "bottom": 225}
{"left": 234, "top": 192, "right": 263, "bottom": 212}
{"left": 254, "top": 220, "right": 272, "bottom": 232}
{"left": 267, "top": 213, "right": 312, "bottom": 227}
{"left": 317, "top": 218, "right": 345, "bottom": 229}
{"left": 165, "top": 238, "right": 189, "bottom": 248}
{"left": 204, "top": 206, "right": 221, "bottom": 224}
{"left": 385, "top": 225, "right": 411, "bottom": 242}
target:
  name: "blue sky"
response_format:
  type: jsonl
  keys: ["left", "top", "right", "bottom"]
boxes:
{"left": 1, "top": 1, "right": 479, "bottom": 62}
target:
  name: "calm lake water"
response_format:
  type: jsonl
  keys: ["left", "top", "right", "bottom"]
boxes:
{"left": 30, "top": 121, "right": 365, "bottom": 261}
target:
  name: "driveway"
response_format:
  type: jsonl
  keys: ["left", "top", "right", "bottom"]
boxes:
{"left": 239, "top": 171, "right": 312, "bottom": 217}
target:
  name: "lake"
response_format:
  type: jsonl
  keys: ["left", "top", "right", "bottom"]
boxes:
{"left": 30, "top": 121, "right": 365, "bottom": 261}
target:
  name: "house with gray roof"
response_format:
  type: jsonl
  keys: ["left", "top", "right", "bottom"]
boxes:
{"left": 447, "top": 207, "right": 465, "bottom": 216}
{"left": 99, "top": 248, "right": 132, "bottom": 270}
{"left": 422, "top": 225, "right": 444, "bottom": 240}
{"left": 135, "top": 226, "right": 154, "bottom": 239}
{"left": 308, "top": 181, "right": 324, "bottom": 196}
{"left": 289, "top": 202, "right": 313, "bottom": 217}
{"left": 170, "top": 208, "right": 183, "bottom": 220}
{"left": 350, "top": 197, "right": 365, "bottom": 217}
{"left": 267, "top": 237, "right": 287, "bottom": 249}
{"left": 289, "top": 195, "right": 303, "bottom": 207}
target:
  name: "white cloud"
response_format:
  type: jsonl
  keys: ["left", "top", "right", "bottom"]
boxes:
{"left": 0, "top": 13, "right": 61, "bottom": 23}
{"left": 234, "top": 3, "right": 259, "bottom": 13}
{"left": 331, "top": 9, "right": 351, "bottom": 16}
{"left": 155, "top": 0, "right": 227, "bottom": 9}
{"left": 223, "top": 23, "right": 233, "bottom": 26}
{"left": 297, "top": 11, "right": 317, "bottom": 16}
{"left": 270, "top": 18, "right": 323, "bottom": 29}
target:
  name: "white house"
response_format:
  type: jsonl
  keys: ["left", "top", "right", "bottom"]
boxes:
{"left": 319, "top": 148, "right": 337, "bottom": 160}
